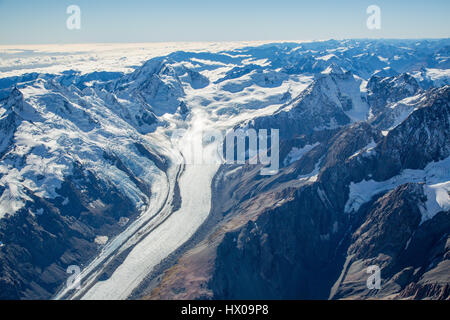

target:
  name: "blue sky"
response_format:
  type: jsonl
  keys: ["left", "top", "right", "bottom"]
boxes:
{"left": 0, "top": 0, "right": 449, "bottom": 44}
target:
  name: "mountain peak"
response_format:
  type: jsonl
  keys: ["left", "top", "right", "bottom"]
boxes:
{"left": 321, "top": 63, "right": 347, "bottom": 76}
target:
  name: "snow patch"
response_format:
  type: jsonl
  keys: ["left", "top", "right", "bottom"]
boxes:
{"left": 421, "top": 182, "right": 450, "bottom": 222}
{"left": 345, "top": 156, "right": 450, "bottom": 223}
{"left": 284, "top": 142, "right": 319, "bottom": 165}
{"left": 317, "top": 54, "right": 337, "bottom": 61}
{"left": 349, "top": 139, "right": 376, "bottom": 160}
{"left": 94, "top": 236, "right": 109, "bottom": 245}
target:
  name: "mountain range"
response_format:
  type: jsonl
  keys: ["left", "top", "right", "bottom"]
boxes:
{"left": 0, "top": 39, "right": 449, "bottom": 300}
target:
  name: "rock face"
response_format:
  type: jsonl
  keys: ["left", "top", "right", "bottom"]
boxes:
{"left": 330, "top": 183, "right": 450, "bottom": 299}
{"left": 211, "top": 183, "right": 346, "bottom": 299}
{"left": 367, "top": 73, "right": 422, "bottom": 115}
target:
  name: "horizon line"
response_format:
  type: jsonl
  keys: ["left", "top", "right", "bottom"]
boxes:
{"left": 1, "top": 37, "right": 449, "bottom": 47}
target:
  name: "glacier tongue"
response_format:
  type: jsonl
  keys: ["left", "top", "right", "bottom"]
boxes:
{"left": 81, "top": 112, "right": 221, "bottom": 299}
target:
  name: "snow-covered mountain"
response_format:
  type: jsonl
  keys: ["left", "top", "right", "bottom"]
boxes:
{"left": 0, "top": 39, "right": 449, "bottom": 300}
